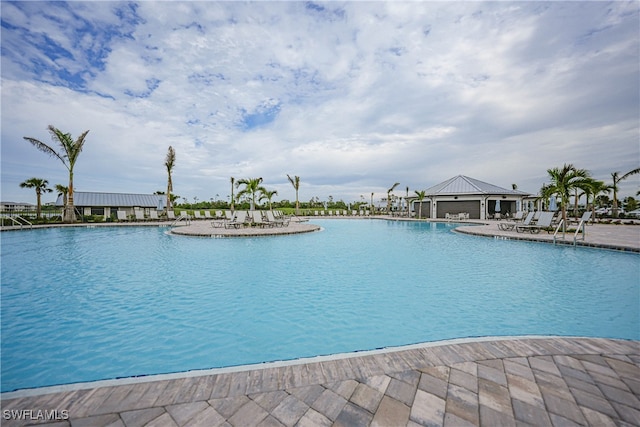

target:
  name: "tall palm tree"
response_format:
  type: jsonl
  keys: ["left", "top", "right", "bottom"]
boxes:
{"left": 236, "top": 177, "right": 267, "bottom": 211}
{"left": 20, "top": 178, "right": 52, "bottom": 219}
{"left": 546, "top": 164, "right": 589, "bottom": 229}
{"left": 165, "top": 146, "right": 175, "bottom": 211}
{"left": 230, "top": 177, "right": 235, "bottom": 211}
{"left": 23, "top": 126, "right": 89, "bottom": 222}
{"left": 287, "top": 174, "right": 300, "bottom": 215}
{"left": 259, "top": 189, "right": 278, "bottom": 211}
{"left": 414, "top": 190, "right": 427, "bottom": 219}
{"left": 611, "top": 168, "right": 640, "bottom": 217}
{"left": 55, "top": 184, "right": 69, "bottom": 212}
{"left": 387, "top": 182, "right": 400, "bottom": 215}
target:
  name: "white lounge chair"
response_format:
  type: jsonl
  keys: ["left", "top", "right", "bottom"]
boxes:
{"left": 499, "top": 211, "right": 534, "bottom": 231}
{"left": 250, "top": 211, "right": 270, "bottom": 228}
{"left": 225, "top": 211, "right": 248, "bottom": 229}
{"left": 569, "top": 211, "right": 592, "bottom": 226}
{"left": 117, "top": 210, "right": 129, "bottom": 222}
{"left": 265, "top": 210, "right": 287, "bottom": 227}
{"left": 517, "top": 211, "right": 555, "bottom": 234}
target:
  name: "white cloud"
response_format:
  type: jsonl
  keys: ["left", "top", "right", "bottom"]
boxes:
{"left": 2, "top": 1, "right": 638, "bottom": 205}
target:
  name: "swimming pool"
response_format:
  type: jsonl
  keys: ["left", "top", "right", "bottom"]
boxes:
{"left": 1, "top": 220, "right": 638, "bottom": 392}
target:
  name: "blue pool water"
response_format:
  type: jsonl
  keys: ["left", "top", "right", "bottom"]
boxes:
{"left": 1, "top": 220, "right": 638, "bottom": 392}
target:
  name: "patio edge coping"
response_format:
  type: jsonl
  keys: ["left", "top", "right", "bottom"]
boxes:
{"left": 2, "top": 334, "right": 636, "bottom": 400}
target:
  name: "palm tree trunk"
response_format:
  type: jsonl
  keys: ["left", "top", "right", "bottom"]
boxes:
{"left": 65, "top": 170, "right": 76, "bottom": 222}
{"left": 36, "top": 189, "right": 42, "bottom": 219}
{"left": 166, "top": 175, "right": 172, "bottom": 211}
{"left": 295, "top": 190, "right": 299, "bottom": 216}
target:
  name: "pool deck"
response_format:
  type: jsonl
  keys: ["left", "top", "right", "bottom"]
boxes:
{"left": 452, "top": 220, "right": 640, "bottom": 252}
{"left": 1, "top": 336, "right": 638, "bottom": 426}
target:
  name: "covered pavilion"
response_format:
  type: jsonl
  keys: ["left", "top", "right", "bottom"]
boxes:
{"left": 406, "top": 175, "right": 532, "bottom": 220}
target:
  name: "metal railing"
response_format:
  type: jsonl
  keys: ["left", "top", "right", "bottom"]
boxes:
{"left": 573, "top": 218, "right": 588, "bottom": 245}
{"left": 552, "top": 219, "right": 565, "bottom": 244}
{"left": 553, "top": 218, "right": 588, "bottom": 246}
{"left": 1, "top": 215, "right": 33, "bottom": 229}
{"left": 170, "top": 214, "right": 191, "bottom": 227}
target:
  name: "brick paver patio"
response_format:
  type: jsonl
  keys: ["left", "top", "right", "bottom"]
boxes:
{"left": 2, "top": 337, "right": 638, "bottom": 426}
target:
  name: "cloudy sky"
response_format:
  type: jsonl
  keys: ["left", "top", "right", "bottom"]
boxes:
{"left": 2, "top": 1, "right": 638, "bottom": 206}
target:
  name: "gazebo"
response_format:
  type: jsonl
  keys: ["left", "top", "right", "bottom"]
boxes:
{"left": 406, "top": 175, "right": 530, "bottom": 220}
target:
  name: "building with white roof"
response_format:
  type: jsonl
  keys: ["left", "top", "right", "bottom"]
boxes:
{"left": 55, "top": 192, "right": 167, "bottom": 219}
{"left": 406, "top": 175, "right": 532, "bottom": 220}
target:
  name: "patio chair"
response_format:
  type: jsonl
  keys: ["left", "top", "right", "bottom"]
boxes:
{"left": 193, "top": 211, "right": 203, "bottom": 220}
{"left": 117, "top": 210, "right": 130, "bottom": 222}
{"left": 569, "top": 211, "right": 592, "bottom": 226}
{"left": 511, "top": 211, "right": 525, "bottom": 221}
{"left": 251, "top": 211, "right": 270, "bottom": 228}
{"left": 134, "top": 210, "right": 147, "bottom": 221}
{"left": 499, "top": 211, "right": 534, "bottom": 231}
{"left": 167, "top": 211, "right": 176, "bottom": 220}
{"left": 225, "top": 211, "right": 248, "bottom": 229}
{"left": 265, "top": 210, "right": 287, "bottom": 227}
{"left": 204, "top": 211, "right": 213, "bottom": 219}
{"left": 516, "top": 211, "right": 555, "bottom": 234}
{"left": 149, "top": 210, "right": 159, "bottom": 221}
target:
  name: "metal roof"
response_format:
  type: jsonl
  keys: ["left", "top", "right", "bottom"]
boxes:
{"left": 425, "top": 175, "right": 529, "bottom": 196}
{"left": 55, "top": 192, "right": 167, "bottom": 207}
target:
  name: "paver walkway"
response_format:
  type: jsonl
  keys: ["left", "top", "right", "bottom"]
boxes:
{"left": 2, "top": 337, "right": 638, "bottom": 426}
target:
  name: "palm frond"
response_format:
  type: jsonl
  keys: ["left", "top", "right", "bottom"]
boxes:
{"left": 23, "top": 137, "right": 67, "bottom": 166}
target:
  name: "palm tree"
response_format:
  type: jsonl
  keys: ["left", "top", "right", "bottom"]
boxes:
{"left": 414, "top": 190, "right": 427, "bottom": 219}
{"left": 387, "top": 182, "right": 400, "bottom": 215}
{"left": 259, "top": 189, "right": 278, "bottom": 211}
{"left": 539, "top": 183, "right": 554, "bottom": 211}
{"left": 20, "top": 178, "right": 52, "bottom": 219}
{"left": 580, "top": 178, "right": 610, "bottom": 223}
{"left": 287, "top": 174, "right": 301, "bottom": 215}
{"left": 230, "top": 177, "right": 235, "bottom": 212}
{"left": 165, "top": 146, "right": 175, "bottom": 211}
{"left": 572, "top": 181, "right": 588, "bottom": 218}
{"left": 546, "top": 164, "right": 590, "bottom": 229}
{"left": 236, "top": 177, "right": 267, "bottom": 211}
{"left": 611, "top": 168, "right": 640, "bottom": 218}
{"left": 23, "top": 126, "right": 89, "bottom": 222}
{"left": 55, "top": 184, "right": 69, "bottom": 212}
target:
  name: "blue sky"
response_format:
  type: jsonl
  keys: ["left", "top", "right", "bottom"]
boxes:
{"left": 2, "top": 1, "right": 639, "bottom": 205}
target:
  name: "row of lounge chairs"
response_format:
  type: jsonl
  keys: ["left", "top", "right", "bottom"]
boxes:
{"left": 117, "top": 210, "right": 162, "bottom": 221}
{"left": 497, "top": 211, "right": 592, "bottom": 234}
{"left": 210, "top": 210, "right": 292, "bottom": 229}
{"left": 312, "top": 210, "right": 370, "bottom": 216}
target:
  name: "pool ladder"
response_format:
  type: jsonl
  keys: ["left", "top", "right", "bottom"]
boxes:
{"left": 553, "top": 218, "right": 587, "bottom": 246}
{"left": 170, "top": 214, "right": 191, "bottom": 227}
{"left": 3, "top": 215, "right": 33, "bottom": 229}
